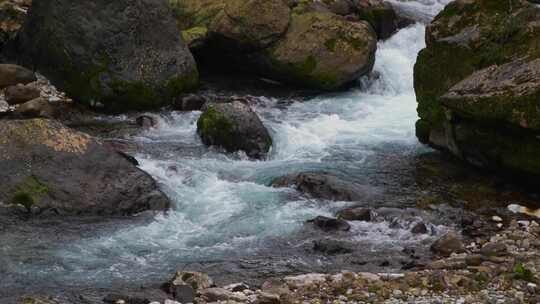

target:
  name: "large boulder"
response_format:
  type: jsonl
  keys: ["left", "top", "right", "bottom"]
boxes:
{"left": 252, "top": 11, "right": 377, "bottom": 90}
{"left": 169, "top": 0, "right": 377, "bottom": 90}
{"left": 197, "top": 101, "right": 272, "bottom": 159}
{"left": 0, "top": 119, "right": 170, "bottom": 215}
{"left": 272, "top": 172, "right": 378, "bottom": 201}
{"left": 17, "top": 0, "right": 198, "bottom": 112}
{"left": 414, "top": 0, "right": 540, "bottom": 178}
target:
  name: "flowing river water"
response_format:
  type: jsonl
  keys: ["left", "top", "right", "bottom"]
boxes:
{"left": 6, "top": 0, "right": 514, "bottom": 301}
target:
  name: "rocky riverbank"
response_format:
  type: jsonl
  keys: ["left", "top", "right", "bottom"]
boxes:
{"left": 18, "top": 217, "right": 540, "bottom": 304}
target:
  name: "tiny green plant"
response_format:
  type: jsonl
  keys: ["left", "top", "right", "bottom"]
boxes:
{"left": 513, "top": 262, "right": 535, "bottom": 282}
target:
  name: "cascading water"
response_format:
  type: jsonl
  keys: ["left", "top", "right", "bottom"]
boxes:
{"left": 1, "top": 0, "right": 455, "bottom": 299}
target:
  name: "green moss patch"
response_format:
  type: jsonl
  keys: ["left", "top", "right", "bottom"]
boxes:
{"left": 10, "top": 175, "right": 49, "bottom": 211}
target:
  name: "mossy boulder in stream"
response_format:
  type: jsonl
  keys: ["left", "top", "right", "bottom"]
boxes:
{"left": 168, "top": 0, "right": 377, "bottom": 90}
{"left": 251, "top": 12, "right": 377, "bottom": 90}
{"left": 0, "top": 119, "right": 170, "bottom": 215}
{"left": 197, "top": 101, "right": 272, "bottom": 159}
{"left": 414, "top": 0, "right": 540, "bottom": 179}
{"left": 17, "top": 0, "right": 198, "bottom": 113}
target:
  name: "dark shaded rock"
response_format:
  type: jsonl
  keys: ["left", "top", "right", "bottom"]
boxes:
{"left": 411, "top": 222, "right": 428, "bottom": 234}
{"left": 179, "top": 94, "right": 207, "bottom": 111}
{"left": 328, "top": 0, "right": 355, "bottom": 16}
{"left": 430, "top": 232, "right": 465, "bottom": 257}
{"left": 5, "top": 84, "right": 40, "bottom": 105}
{"left": 18, "top": 0, "right": 198, "bottom": 112}
{"left": 197, "top": 101, "right": 272, "bottom": 159}
{"left": 272, "top": 172, "right": 378, "bottom": 201}
{"left": 353, "top": 0, "right": 399, "bottom": 39}
{"left": 170, "top": 285, "right": 195, "bottom": 303}
{"left": 0, "top": 1, "right": 28, "bottom": 58}
{"left": 337, "top": 207, "right": 372, "bottom": 221}
{"left": 307, "top": 216, "right": 351, "bottom": 232}
{"left": 136, "top": 115, "right": 157, "bottom": 129}
{"left": 0, "top": 64, "right": 36, "bottom": 89}
{"left": 225, "top": 283, "right": 250, "bottom": 292}
{"left": 313, "top": 239, "right": 353, "bottom": 254}
{"left": 0, "top": 119, "right": 170, "bottom": 215}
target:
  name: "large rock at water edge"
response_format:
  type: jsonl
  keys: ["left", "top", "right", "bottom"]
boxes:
{"left": 197, "top": 101, "right": 272, "bottom": 159}
{"left": 18, "top": 0, "right": 198, "bottom": 112}
{"left": 0, "top": 119, "right": 170, "bottom": 215}
{"left": 170, "top": 0, "right": 377, "bottom": 90}
{"left": 414, "top": 0, "right": 540, "bottom": 178}
{"left": 253, "top": 12, "right": 377, "bottom": 90}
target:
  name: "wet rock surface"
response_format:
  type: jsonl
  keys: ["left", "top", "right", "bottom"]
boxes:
{"left": 197, "top": 100, "right": 272, "bottom": 159}
{"left": 272, "top": 172, "right": 379, "bottom": 201}
{"left": 0, "top": 119, "right": 170, "bottom": 215}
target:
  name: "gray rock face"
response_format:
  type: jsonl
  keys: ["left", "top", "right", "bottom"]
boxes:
{"left": 197, "top": 101, "right": 272, "bottom": 159}
{"left": 0, "top": 64, "right": 36, "bottom": 89}
{"left": 17, "top": 0, "right": 198, "bottom": 112}
{"left": 441, "top": 58, "right": 540, "bottom": 130}
{"left": 272, "top": 172, "right": 379, "bottom": 201}
{"left": 0, "top": 119, "right": 170, "bottom": 215}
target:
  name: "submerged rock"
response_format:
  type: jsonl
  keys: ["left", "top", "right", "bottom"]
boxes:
{"left": 197, "top": 101, "right": 272, "bottom": 159}
{"left": 0, "top": 119, "right": 170, "bottom": 215}
{"left": 414, "top": 0, "right": 540, "bottom": 179}
{"left": 272, "top": 172, "right": 378, "bottom": 201}
{"left": 307, "top": 216, "right": 351, "bottom": 232}
{"left": 18, "top": 0, "right": 198, "bottom": 112}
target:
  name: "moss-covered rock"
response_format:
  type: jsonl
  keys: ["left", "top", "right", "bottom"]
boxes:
{"left": 0, "top": 119, "right": 170, "bottom": 215}
{"left": 168, "top": 0, "right": 377, "bottom": 91}
{"left": 253, "top": 12, "right": 377, "bottom": 90}
{"left": 197, "top": 101, "right": 272, "bottom": 159}
{"left": 18, "top": 0, "right": 199, "bottom": 113}
{"left": 414, "top": 0, "right": 540, "bottom": 178}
